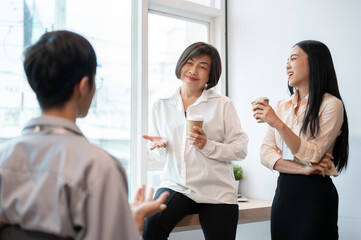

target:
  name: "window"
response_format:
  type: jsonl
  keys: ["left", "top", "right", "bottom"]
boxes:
{"left": 144, "top": 0, "right": 226, "bottom": 191}
{"left": 147, "top": 13, "right": 209, "bottom": 188}
{"left": 185, "top": 0, "right": 221, "bottom": 8}
{"left": 148, "top": 12, "right": 209, "bottom": 111}
{"left": 0, "top": 0, "right": 226, "bottom": 196}
{"left": 67, "top": 0, "right": 132, "bottom": 173}
{"left": 0, "top": 0, "right": 132, "bottom": 175}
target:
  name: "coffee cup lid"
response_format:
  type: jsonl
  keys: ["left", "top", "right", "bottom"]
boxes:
{"left": 251, "top": 97, "right": 269, "bottom": 104}
{"left": 187, "top": 115, "right": 204, "bottom": 121}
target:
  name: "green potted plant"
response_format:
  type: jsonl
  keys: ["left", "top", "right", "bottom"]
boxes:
{"left": 232, "top": 163, "right": 244, "bottom": 194}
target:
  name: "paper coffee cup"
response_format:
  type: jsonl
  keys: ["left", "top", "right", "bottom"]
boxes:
{"left": 187, "top": 115, "right": 204, "bottom": 133}
{"left": 251, "top": 97, "right": 269, "bottom": 123}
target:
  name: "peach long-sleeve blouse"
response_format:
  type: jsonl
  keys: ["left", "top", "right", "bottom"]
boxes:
{"left": 260, "top": 91, "right": 343, "bottom": 176}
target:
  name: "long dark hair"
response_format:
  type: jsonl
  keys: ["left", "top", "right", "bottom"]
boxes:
{"left": 288, "top": 40, "right": 349, "bottom": 172}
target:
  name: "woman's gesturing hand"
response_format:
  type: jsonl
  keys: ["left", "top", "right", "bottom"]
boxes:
{"left": 142, "top": 135, "right": 169, "bottom": 150}
{"left": 188, "top": 126, "right": 207, "bottom": 149}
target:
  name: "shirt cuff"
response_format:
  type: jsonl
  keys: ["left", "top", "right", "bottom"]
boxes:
{"left": 158, "top": 145, "right": 167, "bottom": 155}
{"left": 148, "top": 143, "right": 167, "bottom": 161}
{"left": 267, "top": 155, "right": 282, "bottom": 172}
{"left": 261, "top": 151, "right": 282, "bottom": 172}
{"left": 198, "top": 139, "right": 214, "bottom": 156}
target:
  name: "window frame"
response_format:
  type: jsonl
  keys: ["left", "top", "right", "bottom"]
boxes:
{"left": 130, "top": 0, "right": 226, "bottom": 196}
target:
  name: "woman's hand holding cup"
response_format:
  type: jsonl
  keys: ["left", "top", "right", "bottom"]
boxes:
{"left": 251, "top": 97, "right": 282, "bottom": 128}
{"left": 188, "top": 126, "right": 207, "bottom": 149}
{"left": 251, "top": 97, "right": 270, "bottom": 123}
{"left": 186, "top": 115, "right": 207, "bottom": 149}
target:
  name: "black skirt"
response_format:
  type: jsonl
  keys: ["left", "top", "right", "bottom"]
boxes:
{"left": 271, "top": 173, "right": 339, "bottom": 240}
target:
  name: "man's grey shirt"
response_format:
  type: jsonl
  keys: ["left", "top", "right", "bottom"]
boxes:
{"left": 0, "top": 115, "right": 140, "bottom": 239}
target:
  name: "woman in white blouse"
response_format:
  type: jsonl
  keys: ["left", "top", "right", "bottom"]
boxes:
{"left": 142, "top": 42, "right": 249, "bottom": 240}
{"left": 252, "top": 40, "right": 349, "bottom": 240}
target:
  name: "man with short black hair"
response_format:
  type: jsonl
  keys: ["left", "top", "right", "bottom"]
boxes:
{"left": 0, "top": 30, "right": 168, "bottom": 240}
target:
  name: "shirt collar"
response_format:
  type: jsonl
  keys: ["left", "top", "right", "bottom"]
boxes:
{"left": 285, "top": 91, "right": 309, "bottom": 109}
{"left": 162, "top": 86, "right": 219, "bottom": 107}
{"left": 23, "top": 114, "right": 84, "bottom": 137}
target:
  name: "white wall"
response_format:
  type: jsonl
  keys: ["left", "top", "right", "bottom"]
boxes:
{"left": 228, "top": 0, "right": 361, "bottom": 239}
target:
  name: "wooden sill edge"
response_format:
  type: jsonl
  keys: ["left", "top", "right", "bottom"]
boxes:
{"left": 173, "top": 199, "right": 272, "bottom": 232}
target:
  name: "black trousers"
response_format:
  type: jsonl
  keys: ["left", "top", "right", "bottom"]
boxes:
{"left": 271, "top": 173, "right": 339, "bottom": 240}
{"left": 143, "top": 188, "right": 239, "bottom": 240}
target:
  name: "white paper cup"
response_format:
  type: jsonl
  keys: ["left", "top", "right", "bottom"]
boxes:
{"left": 187, "top": 115, "right": 204, "bottom": 133}
{"left": 251, "top": 97, "right": 269, "bottom": 123}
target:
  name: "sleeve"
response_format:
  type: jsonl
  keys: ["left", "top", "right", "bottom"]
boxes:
{"left": 199, "top": 100, "right": 248, "bottom": 161}
{"left": 294, "top": 97, "right": 344, "bottom": 164}
{"left": 146, "top": 102, "right": 167, "bottom": 161}
{"left": 260, "top": 100, "right": 283, "bottom": 171}
{"left": 260, "top": 126, "right": 282, "bottom": 171}
{"left": 81, "top": 160, "right": 141, "bottom": 240}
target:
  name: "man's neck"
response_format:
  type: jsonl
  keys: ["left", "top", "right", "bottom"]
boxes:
{"left": 42, "top": 104, "right": 77, "bottom": 122}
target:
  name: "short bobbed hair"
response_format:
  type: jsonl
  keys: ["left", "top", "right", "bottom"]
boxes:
{"left": 175, "top": 42, "right": 222, "bottom": 89}
{"left": 23, "top": 30, "right": 97, "bottom": 110}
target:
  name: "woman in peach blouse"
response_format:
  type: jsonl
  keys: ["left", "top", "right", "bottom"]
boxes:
{"left": 252, "top": 40, "right": 349, "bottom": 240}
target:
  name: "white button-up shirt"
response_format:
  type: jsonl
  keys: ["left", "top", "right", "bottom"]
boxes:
{"left": 148, "top": 88, "right": 249, "bottom": 204}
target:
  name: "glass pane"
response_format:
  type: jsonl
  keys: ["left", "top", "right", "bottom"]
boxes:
{"left": 147, "top": 170, "right": 162, "bottom": 192}
{"left": 67, "top": 0, "right": 132, "bottom": 174}
{"left": 0, "top": 0, "right": 131, "bottom": 175}
{"left": 147, "top": 12, "right": 209, "bottom": 189}
{"left": 185, "top": 0, "right": 221, "bottom": 8}
{"left": 148, "top": 13, "right": 208, "bottom": 111}
{"left": 0, "top": 0, "right": 42, "bottom": 144}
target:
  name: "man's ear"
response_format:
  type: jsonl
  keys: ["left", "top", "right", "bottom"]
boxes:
{"left": 78, "top": 76, "right": 90, "bottom": 97}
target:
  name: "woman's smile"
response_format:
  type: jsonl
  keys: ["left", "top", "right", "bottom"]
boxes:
{"left": 186, "top": 75, "right": 198, "bottom": 81}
